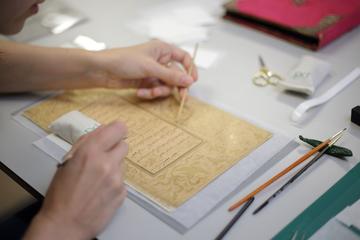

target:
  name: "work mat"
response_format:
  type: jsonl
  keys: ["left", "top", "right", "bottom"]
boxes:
{"left": 274, "top": 162, "right": 360, "bottom": 239}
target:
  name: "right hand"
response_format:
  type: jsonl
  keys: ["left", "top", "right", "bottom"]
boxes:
{"left": 24, "top": 121, "right": 128, "bottom": 240}
{"left": 94, "top": 40, "right": 198, "bottom": 99}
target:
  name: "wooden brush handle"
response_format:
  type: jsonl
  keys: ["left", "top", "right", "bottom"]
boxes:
{"left": 228, "top": 138, "right": 331, "bottom": 211}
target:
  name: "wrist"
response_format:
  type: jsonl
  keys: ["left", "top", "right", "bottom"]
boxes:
{"left": 24, "top": 210, "right": 90, "bottom": 240}
{"left": 86, "top": 48, "right": 132, "bottom": 89}
{"left": 80, "top": 50, "right": 109, "bottom": 88}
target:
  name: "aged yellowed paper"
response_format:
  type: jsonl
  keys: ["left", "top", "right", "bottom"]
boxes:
{"left": 24, "top": 89, "right": 272, "bottom": 210}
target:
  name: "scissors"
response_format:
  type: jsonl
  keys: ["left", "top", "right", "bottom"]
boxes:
{"left": 252, "top": 56, "right": 283, "bottom": 86}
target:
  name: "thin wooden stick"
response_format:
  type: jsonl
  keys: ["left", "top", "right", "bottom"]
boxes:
{"left": 176, "top": 43, "right": 199, "bottom": 121}
{"left": 228, "top": 128, "right": 346, "bottom": 212}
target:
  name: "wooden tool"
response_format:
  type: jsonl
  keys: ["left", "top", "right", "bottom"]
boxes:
{"left": 228, "top": 128, "right": 346, "bottom": 212}
{"left": 176, "top": 43, "right": 199, "bottom": 121}
{"left": 215, "top": 197, "right": 254, "bottom": 240}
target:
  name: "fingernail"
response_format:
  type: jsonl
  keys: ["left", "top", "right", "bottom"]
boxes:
{"left": 154, "top": 88, "right": 162, "bottom": 96}
{"left": 180, "top": 75, "right": 193, "bottom": 86}
{"left": 63, "top": 152, "right": 73, "bottom": 161}
{"left": 137, "top": 89, "right": 148, "bottom": 97}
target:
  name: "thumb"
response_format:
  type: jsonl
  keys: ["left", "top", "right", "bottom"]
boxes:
{"left": 148, "top": 62, "right": 193, "bottom": 87}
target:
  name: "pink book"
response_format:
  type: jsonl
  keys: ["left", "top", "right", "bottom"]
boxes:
{"left": 224, "top": 0, "right": 360, "bottom": 50}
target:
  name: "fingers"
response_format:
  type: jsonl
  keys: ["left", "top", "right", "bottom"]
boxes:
{"left": 107, "top": 140, "right": 129, "bottom": 165}
{"left": 147, "top": 61, "right": 194, "bottom": 88}
{"left": 72, "top": 122, "right": 127, "bottom": 157}
{"left": 170, "top": 46, "right": 198, "bottom": 81}
{"left": 43, "top": 120, "right": 129, "bottom": 238}
{"left": 92, "top": 121, "right": 128, "bottom": 151}
{"left": 65, "top": 122, "right": 127, "bottom": 168}
{"left": 136, "top": 62, "right": 184, "bottom": 99}
{"left": 146, "top": 41, "right": 198, "bottom": 89}
{"left": 137, "top": 85, "right": 172, "bottom": 99}
{"left": 63, "top": 125, "right": 105, "bottom": 161}
{"left": 151, "top": 40, "right": 198, "bottom": 82}
{"left": 114, "top": 187, "right": 127, "bottom": 207}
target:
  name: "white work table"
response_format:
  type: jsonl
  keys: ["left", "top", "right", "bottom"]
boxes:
{"left": 0, "top": 0, "right": 359, "bottom": 239}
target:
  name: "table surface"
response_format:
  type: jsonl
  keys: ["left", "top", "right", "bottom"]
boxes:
{"left": 1, "top": 0, "right": 359, "bottom": 239}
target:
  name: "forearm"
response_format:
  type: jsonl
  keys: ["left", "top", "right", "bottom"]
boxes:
{"left": 0, "top": 41, "right": 104, "bottom": 93}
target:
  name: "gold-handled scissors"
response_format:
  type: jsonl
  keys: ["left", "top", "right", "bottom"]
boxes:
{"left": 252, "top": 55, "right": 283, "bottom": 86}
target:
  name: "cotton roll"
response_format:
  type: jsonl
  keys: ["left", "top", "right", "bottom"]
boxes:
{"left": 49, "top": 110, "right": 100, "bottom": 144}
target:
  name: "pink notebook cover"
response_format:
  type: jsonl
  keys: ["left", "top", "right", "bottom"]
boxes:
{"left": 225, "top": 0, "right": 360, "bottom": 50}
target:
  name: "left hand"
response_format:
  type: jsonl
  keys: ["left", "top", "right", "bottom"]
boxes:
{"left": 24, "top": 122, "right": 128, "bottom": 240}
{"left": 94, "top": 40, "right": 198, "bottom": 99}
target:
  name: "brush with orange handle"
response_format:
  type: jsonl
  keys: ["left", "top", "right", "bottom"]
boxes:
{"left": 228, "top": 128, "right": 346, "bottom": 212}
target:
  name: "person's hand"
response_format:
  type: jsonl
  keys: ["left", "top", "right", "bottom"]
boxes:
{"left": 24, "top": 122, "right": 128, "bottom": 240}
{"left": 94, "top": 40, "right": 198, "bottom": 99}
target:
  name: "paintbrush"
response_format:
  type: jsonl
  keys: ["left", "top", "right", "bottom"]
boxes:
{"left": 252, "top": 129, "right": 345, "bottom": 214}
{"left": 228, "top": 128, "right": 346, "bottom": 211}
